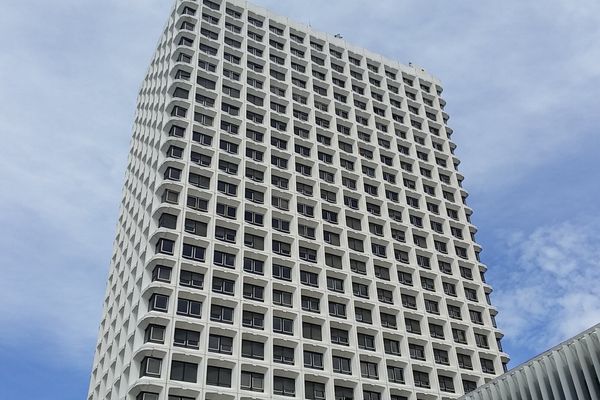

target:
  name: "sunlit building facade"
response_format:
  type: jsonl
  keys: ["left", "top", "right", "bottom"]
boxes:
{"left": 88, "top": 1, "right": 509, "bottom": 399}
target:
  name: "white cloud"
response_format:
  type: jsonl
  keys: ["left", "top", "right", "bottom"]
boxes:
{"left": 494, "top": 219, "right": 600, "bottom": 356}
{"left": 0, "top": 0, "right": 172, "bottom": 367}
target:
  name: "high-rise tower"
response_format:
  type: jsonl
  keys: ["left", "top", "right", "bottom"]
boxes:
{"left": 88, "top": 1, "right": 509, "bottom": 399}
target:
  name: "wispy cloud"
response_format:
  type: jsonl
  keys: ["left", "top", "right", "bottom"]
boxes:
{"left": 493, "top": 219, "right": 600, "bottom": 355}
{"left": 0, "top": 0, "right": 173, "bottom": 368}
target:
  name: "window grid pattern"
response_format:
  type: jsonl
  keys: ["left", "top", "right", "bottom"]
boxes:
{"left": 88, "top": 1, "right": 508, "bottom": 400}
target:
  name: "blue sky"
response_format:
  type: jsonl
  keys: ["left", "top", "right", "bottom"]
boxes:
{"left": 1, "top": 0, "right": 599, "bottom": 398}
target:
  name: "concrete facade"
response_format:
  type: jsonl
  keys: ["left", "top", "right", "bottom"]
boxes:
{"left": 88, "top": 1, "right": 509, "bottom": 399}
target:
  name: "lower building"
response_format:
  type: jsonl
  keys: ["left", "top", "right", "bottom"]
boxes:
{"left": 459, "top": 323, "right": 600, "bottom": 400}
